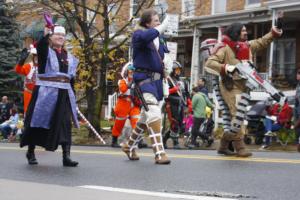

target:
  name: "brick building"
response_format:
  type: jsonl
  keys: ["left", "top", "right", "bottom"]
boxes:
{"left": 16, "top": 0, "right": 300, "bottom": 92}
{"left": 175, "top": 0, "right": 300, "bottom": 91}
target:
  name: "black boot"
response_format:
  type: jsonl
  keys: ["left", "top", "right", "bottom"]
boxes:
{"left": 163, "top": 130, "right": 170, "bottom": 149}
{"left": 26, "top": 145, "right": 38, "bottom": 165}
{"left": 172, "top": 138, "right": 181, "bottom": 149}
{"left": 138, "top": 139, "right": 148, "bottom": 148}
{"left": 206, "top": 137, "right": 214, "bottom": 147}
{"left": 111, "top": 136, "right": 120, "bottom": 148}
{"left": 62, "top": 144, "right": 78, "bottom": 167}
{"left": 188, "top": 135, "right": 199, "bottom": 149}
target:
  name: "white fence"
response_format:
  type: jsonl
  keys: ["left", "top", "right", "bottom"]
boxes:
{"left": 105, "top": 92, "right": 118, "bottom": 119}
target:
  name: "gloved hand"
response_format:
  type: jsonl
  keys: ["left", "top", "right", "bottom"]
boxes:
{"left": 154, "top": 14, "right": 169, "bottom": 34}
{"left": 225, "top": 64, "right": 237, "bottom": 74}
{"left": 163, "top": 53, "right": 173, "bottom": 76}
{"left": 18, "top": 48, "right": 30, "bottom": 66}
{"left": 169, "top": 85, "right": 179, "bottom": 94}
{"left": 163, "top": 78, "right": 169, "bottom": 98}
{"left": 272, "top": 27, "right": 283, "bottom": 38}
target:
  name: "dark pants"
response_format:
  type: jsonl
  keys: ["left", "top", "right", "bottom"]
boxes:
{"left": 191, "top": 117, "right": 205, "bottom": 144}
{"left": 295, "top": 127, "right": 300, "bottom": 144}
{"left": 168, "top": 98, "right": 184, "bottom": 134}
{"left": 0, "top": 125, "right": 12, "bottom": 139}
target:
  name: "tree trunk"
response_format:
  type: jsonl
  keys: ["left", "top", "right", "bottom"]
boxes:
{"left": 86, "top": 87, "right": 98, "bottom": 137}
{"left": 85, "top": 61, "right": 107, "bottom": 136}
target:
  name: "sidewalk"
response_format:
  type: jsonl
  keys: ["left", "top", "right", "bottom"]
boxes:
{"left": 162, "top": 136, "right": 299, "bottom": 152}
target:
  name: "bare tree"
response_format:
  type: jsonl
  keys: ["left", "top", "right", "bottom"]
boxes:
{"left": 36, "top": 0, "right": 155, "bottom": 133}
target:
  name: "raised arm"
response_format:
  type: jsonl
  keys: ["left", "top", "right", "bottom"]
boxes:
{"left": 36, "top": 27, "right": 51, "bottom": 73}
{"left": 249, "top": 27, "right": 282, "bottom": 54}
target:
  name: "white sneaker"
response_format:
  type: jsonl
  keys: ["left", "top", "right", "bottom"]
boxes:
{"left": 271, "top": 132, "right": 277, "bottom": 137}
{"left": 260, "top": 145, "right": 269, "bottom": 150}
{"left": 264, "top": 131, "right": 272, "bottom": 136}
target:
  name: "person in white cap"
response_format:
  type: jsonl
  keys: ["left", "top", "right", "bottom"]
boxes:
{"left": 15, "top": 43, "right": 38, "bottom": 114}
{"left": 20, "top": 24, "right": 80, "bottom": 167}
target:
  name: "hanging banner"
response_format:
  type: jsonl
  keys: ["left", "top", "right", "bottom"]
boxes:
{"left": 164, "top": 14, "right": 179, "bottom": 36}
{"left": 167, "top": 42, "right": 177, "bottom": 61}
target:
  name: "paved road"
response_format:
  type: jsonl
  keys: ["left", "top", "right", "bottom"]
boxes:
{"left": 0, "top": 143, "right": 300, "bottom": 200}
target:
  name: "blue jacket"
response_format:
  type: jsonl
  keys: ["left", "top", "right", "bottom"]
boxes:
{"left": 132, "top": 26, "right": 169, "bottom": 101}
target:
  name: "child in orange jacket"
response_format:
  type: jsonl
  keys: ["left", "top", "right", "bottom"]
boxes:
{"left": 111, "top": 62, "right": 140, "bottom": 147}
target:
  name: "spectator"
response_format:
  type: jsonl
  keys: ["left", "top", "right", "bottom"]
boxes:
{"left": 183, "top": 108, "right": 193, "bottom": 136}
{"left": 0, "top": 108, "right": 19, "bottom": 141}
{"left": 0, "top": 96, "right": 12, "bottom": 123}
{"left": 8, "top": 113, "right": 24, "bottom": 142}
{"left": 197, "top": 78, "right": 208, "bottom": 96}
{"left": 189, "top": 87, "right": 214, "bottom": 148}
{"left": 294, "top": 67, "right": 300, "bottom": 152}
{"left": 261, "top": 100, "right": 292, "bottom": 149}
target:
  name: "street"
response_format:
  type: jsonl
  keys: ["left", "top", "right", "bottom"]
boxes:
{"left": 0, "top": 143, "right": 300, "bottom": 200}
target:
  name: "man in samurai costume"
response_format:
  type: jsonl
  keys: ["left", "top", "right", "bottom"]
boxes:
{"left": 20, "top": 25, "right": 79, "bottom": 167}
{"left": 122, "top": 9, "right": 172, "bottom": 164}
{"left": 205, "top": 22, "right": 282, "bottom": 157}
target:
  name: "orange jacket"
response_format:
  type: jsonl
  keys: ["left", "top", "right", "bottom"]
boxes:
{"left": 114, "top": 79, "right": 140, "bottom": 117}
{"left": 15, "top": 63, "right": 37, "bottom": 91}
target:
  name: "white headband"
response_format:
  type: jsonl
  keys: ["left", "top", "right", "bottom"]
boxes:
{"left": 53, "top": 26, "right": 66, "bottom": 35}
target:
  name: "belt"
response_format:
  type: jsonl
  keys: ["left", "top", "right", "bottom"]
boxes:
{"left": 39, "top": 76, "right": 70, "bottom": 83}
{"left": 135, "top": 68, "right": 152, "bottom": 73}
{"left": 118, "top": 95, "right": 131, "bottom": 102}
{"left": 135, "top": 69, "right": 162, "bottom": 87}
{"left": 119, "top": 94, "right": 131, "bottom": 98}
{"left": 135, "top": 68, "right": 162, "bottom": 80}
{"left": 24, "top": 87, "right": 33, "bottom": 94}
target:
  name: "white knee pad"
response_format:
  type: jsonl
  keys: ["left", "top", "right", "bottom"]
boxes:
{"left": 139, "top": 93, "right": 162, "bottom": 124}
{"left": 145, "top": 105, "right": 162, "bottom": 124}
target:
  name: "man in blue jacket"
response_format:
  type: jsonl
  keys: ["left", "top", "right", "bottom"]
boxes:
{"left": 122, "top": 9, "right": 171, "bottom": 164}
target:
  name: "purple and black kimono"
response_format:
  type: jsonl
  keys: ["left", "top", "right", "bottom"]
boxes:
{"left": 20, "top": 34, "right": 79, "bottom": 151}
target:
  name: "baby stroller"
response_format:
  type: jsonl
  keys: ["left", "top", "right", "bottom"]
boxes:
{"left": 199, "top": 118, "right": 214, "bottom": 146}
{"left": 244, "top": 101, "right": 267, "bottom": 145}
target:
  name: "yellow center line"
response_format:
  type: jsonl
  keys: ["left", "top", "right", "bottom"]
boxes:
{"left": 1, "top": 146, "right": 300, "bottom": 164}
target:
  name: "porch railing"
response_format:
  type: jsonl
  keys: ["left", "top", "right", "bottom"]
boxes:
{"left": 105, "top": 92, "right": 118, "bottom": 119}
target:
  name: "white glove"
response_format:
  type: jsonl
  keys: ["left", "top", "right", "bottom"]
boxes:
{"left": 154, "top": 14, "right": 169, "bottom": 34}
{"left": 163, "top": 78, "right": 169, "bottom": 98}
{"left": 266, "top": 115, "right": 277, "bottom": 121}
{"left": 163, "top": 53, "right": 173, "bottom": 76}
{"left": 225, "top": 64, "right": 236, "bottom": 74}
